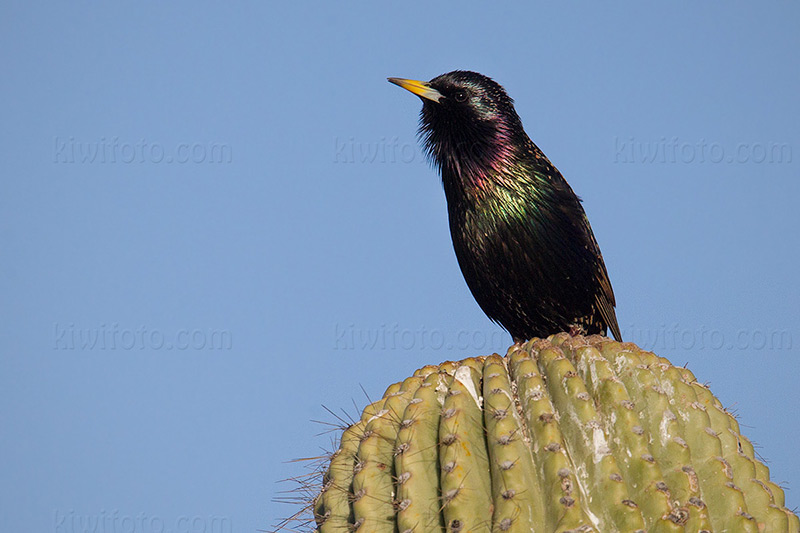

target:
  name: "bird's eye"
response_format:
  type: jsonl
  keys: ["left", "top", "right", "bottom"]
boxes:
{"left": 453, "top": 90, "right": 468, "bottom": 102}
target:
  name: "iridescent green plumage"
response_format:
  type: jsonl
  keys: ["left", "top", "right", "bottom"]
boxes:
{"left": 391, "top": 71, "right": 621, "bottom": 341}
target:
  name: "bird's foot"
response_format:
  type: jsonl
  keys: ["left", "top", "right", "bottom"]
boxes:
{"left": 568, "top": 324, "right": 587, "bottom": 337}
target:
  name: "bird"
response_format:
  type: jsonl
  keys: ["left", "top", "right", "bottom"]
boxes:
{"left": 388, "top": 71, "right": 621, "bottom": 342}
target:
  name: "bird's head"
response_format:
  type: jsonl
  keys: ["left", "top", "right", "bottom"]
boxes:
{"left": 388, "top": 70, "right": 526, "bottom": 179}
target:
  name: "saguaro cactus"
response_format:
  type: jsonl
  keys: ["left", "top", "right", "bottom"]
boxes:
{"left": 311, "top": 334, "right": 798, "bottom": 532}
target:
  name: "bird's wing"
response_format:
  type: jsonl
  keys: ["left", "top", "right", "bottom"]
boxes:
{"left": 594, "top": 256, "right": 622, "bottom": 341}
{"left": 582, "top": 212, "right": 622, "bottom": 341}
{"left": 542, "top": 170, "right": 622, "bottom": 341}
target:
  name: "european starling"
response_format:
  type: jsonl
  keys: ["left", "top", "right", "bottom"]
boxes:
{"left": 388, "top": 71, "right": 621, "bottom": 342}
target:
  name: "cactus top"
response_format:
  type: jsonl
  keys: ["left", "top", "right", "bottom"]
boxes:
{"left": 309, "top": 334, "right": 798, "bottom": 533}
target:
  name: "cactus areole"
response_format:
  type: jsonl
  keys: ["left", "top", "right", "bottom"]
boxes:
{"left": 309, "top": 334, "right": 797, "bottom": 533}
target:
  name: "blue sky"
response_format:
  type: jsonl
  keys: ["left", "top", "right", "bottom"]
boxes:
{"left": 1, "top": 2, "right": 799, "bottom": 531}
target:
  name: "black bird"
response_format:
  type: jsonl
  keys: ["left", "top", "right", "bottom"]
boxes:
{"left": 388, "top": 71, "right": 621, "bottom": 342}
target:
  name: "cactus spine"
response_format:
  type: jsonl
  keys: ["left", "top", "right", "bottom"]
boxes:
{"left": 312, "top": 334, "right": 798, "bottom": 532}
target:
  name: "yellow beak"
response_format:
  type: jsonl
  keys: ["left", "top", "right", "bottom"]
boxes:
{"left": 387, "top": 77, "right": 443, "bottom": 103}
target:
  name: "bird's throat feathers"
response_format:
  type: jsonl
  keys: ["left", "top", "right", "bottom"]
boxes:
{"left": 420, "top": 111, "right": 524, "bottom": 193}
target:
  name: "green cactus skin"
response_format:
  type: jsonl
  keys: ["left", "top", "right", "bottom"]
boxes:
{"left": 312, "top": 334, "right": 798, "bottom": 532}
